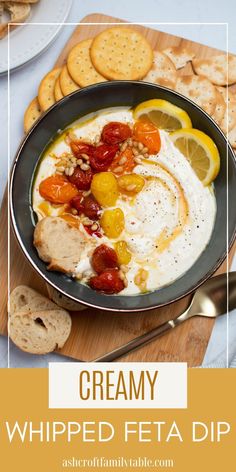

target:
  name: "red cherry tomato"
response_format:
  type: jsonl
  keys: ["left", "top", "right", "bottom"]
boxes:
{"left": 68, "top": 167, "right": 93, "bottom": 190}
{"left": 70, "top": 140, "right": 95, "bottom": 158}
{"left": 91, "top": 244, "right": 118, "bottom": 274}
{"left": 83, "top": 197, "right": 101, "bottom": 220}
{"left": 89, "top": 268, "right": 124, "bottom": 294}
{"left": 133, "top": 120, "right": 161, "bottom": 154}
{"left": 70, "top": 194, "right": 101, "bottom": 220}
{"left": 70, "top": 192, "right": 85, "bottom": 212}
{"left": 101, "top": 122, "right": 132, "bottom": 144}
{"left": 39, "top": 174, "right": 78, "bottom": 204}
{"left": 90, "top": 144, "right": 119, "bottom": 172}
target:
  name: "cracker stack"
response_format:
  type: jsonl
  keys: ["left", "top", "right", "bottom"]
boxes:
{"left": 23, "top": 25, "right": 236, "bottom": 149}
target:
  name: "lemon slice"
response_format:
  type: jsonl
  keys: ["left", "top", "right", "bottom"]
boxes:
{"left": 133, "top": 99, "right": 192, "bottom": 131}
{"left": 171, "top": 128, "right": 220, "bottom": 186}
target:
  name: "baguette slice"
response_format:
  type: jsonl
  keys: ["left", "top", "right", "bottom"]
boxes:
{"left": 34, "top": 216, "right": 94, "bottom": 275}
{"left": 8, "top": 285, "right": 58, "bottom": 316}
{"left": 9, "top": 308, "right": 72, "bottom": 354}
{"left": 8, "top": 285, "right": 72, "bottom": 354}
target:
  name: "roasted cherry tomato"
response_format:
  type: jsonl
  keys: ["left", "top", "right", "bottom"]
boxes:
{"left": 101, "top": 122, "right": 132, "bottom": 144}
{"left": 70, "top": 140, "right": 95, "bottom": 158}
{"left": 90, "top": 144, "right": 119, "bottom": 172}
{"left": 71, "top": 194, "right": 101, "bottom": 220}
{"left": 39, "top": 174, "right": 78, "bottom": 204}
{"left": 70, "top": 191, "right": 85, "bottom": 213}
{"left": 109, "top": 147, "right": 135, "bottom": 174}
{"left": 68, "top": 167, "right": 93, "bottom": 190}
{"left": 89, "top": 268, "right": 124, "bottom": 294}
{"left": 83, "top": 197, "right": 101, "bottom": 220}
{"left": 133, "top": 120, "right": 161, "bottom": 154}
{"left": 91, "top": 244, "right": 118, "bottom": 274}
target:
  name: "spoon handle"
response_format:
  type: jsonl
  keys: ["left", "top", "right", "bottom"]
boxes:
{"left": 93, "top": 317, "right": 183, "bottom": 362}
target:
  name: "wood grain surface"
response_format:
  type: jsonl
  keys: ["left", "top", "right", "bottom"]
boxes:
{"left": 0, "top": 14, "right": 235, "bottom": 365}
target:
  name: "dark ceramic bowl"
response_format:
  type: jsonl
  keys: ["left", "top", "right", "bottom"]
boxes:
{"left": 10, "top": 81, "right": 236, "bottom": 312}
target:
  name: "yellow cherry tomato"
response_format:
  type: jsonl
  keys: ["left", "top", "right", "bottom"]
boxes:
{"left": 114, "top": 241, "right": 132, "bottom": 265}
{"left": 117, "top": 173, "right": 145, "bottom": 195}
{"left": 91, "top": 172, "right": 118, "bottom": 207}
{"left": 100, "top": 208, "right": 125, "bottom": 239}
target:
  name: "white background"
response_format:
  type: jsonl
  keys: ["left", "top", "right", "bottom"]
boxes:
{"left": 0, "top": 0, "right": 236, "bottom": 367}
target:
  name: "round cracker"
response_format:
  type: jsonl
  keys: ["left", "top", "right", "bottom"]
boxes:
{"left": 228, "top": 126, "right": 236, "bottom": 148}
{"left": 175, "top": 75, "right": 217, "bottom": 115}
{"left": 192, "top": 54, "right": 236, "bottom": 86}
{"left": 143, "top": 50, "right": 177, "bottom": 89}
{"left": 219, "top": 100, "right": 236, "bottom": 133}
{"left": 211, "top": 88, "right": 226, "bottom": 125}
{"left": 163, "top": 46, "right": 195, "bottom": 70}
{"left": 60, "top": 64, "right": 79, "bottom": 96}
{"left": 54, "top": 77, "right": 64, "bottom": 101}
{"left": 90, "top": 27, "right": 153, "bottom": 80}
{"left": 67, "top": 39, "right": 107, "bottom": 87}
{"left": 217, "top": 86, "right": 236, "bottom": 105}
{"left": 38, "top": 67, "right": 61, "bottom": 112}
{"left": 24, "top": 97, "right": 41, "bottom": 133}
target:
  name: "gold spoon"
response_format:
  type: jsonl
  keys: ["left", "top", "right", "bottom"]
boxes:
{"left": 93, "top": 272, "right": 236, "bottom": 362}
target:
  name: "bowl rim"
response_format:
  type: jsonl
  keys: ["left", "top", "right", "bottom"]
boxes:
{"left": 10, "top": 80, "right": 236, "bottom": 313}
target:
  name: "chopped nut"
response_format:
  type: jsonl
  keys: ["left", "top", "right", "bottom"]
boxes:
{"left": 127, "top": 138, "right": 133, "bottom": 146}
{"left": 71, "top": 208, "right": 78, "bottom": 215}
{"left": 133, "top": 149, "right": 139, "bottom": 156}
{"left": 119, "top": 270, "right": 125, "bottom": 281}
{"left": 80, "top": 163, "right": 90, "bottom": 171}
{"left": 65, "top": 168, "right": 70, "bottom": 176}
{"left": 123, "top": 277, "right": 128, "bottom": 288}
{"left": 77, "top": 159, "right": 83, "bottom": 165}
{"left": 126, "top": 184, "right": 136, "bottom": 191}
{"left": 138, "top": 142, "right": 144, "bottom": 151}
{"left": 91, "top": 223, "right": 98, "bottom": 231}
{"left": 68, "top": 167, "right": 74, "bottom": 176}
{"left": 143, "top": 147, "right": 149, "bottom": 153}
{"left": 81, "top": 153, "right": 89, "bottom": 161}
{"left": 82, "top": 217, "right": 93, "bottom": 226}
{"left": 56, "top": 166, "right": 65, "bottom": 172}
{"left": 119, "top": 155, "right": 127, "bottom": 165}
{"left": 113, "top": 166, "right": 123, "bottom": 173}
{"left": 120, "top": 141, "right": 128, "bottom": 152}
{"left": 120, "top": 264, "right": 129, "bottom": 273}
{"left": 134, "top": 157, "right": 142, "bottom": 164}
{"left": 132, "top": 140, "right": 138, "bottom": 147}
{"left": 82, "top": 190, "right": 91, "bottom": 197}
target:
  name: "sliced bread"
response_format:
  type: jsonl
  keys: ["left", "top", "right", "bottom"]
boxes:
{"left": 34, "top": 216, "right": 93, "bottom": 275}
{"left": 9, "top": 308, "right": 72, "bottom": 354}
{"left": 8, "top": 285, "right": 72, "bottom": 354}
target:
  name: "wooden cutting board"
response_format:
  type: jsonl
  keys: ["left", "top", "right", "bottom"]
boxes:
{"left": 0, "top": 14, "right": 235, "bottom": 365}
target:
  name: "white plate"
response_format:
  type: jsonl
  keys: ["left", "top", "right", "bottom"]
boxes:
{"left": 0, "top": 0, "right": 72, "bottom": 75}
